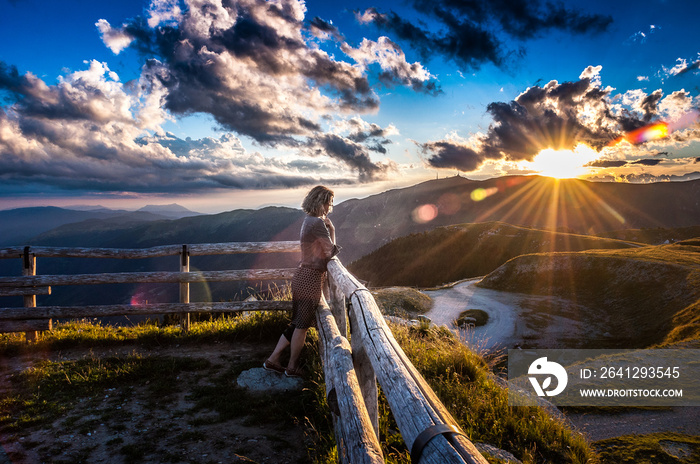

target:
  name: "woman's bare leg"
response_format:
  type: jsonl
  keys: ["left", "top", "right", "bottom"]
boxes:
{"left": 267, "top": 334, "right": 290, "bottom": 364}
{"left": 287, "top": 327, "right": 308, "bottom": 371}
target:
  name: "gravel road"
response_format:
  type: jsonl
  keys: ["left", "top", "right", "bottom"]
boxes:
{"left": 423, "top": 279, "right": 700, "bottom": 441}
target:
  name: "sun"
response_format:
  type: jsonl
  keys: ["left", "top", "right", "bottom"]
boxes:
{"left": 523, "top": 144, "right": 599, "bottom": 179}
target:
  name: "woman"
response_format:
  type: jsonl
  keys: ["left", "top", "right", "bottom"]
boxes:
{"left": 264, "top": 185, "right": 340, "bottom": 377}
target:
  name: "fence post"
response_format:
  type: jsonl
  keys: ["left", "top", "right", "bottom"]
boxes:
{"left": 180, "top": 245, "right": 190, "bottom": 331}
{"left": 22, "top": 247, "right": 50, "bottom": 341}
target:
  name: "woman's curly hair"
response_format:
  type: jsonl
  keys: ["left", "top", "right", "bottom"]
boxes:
{"left": 302, "top": 185, "right": 334, "bottom": 217}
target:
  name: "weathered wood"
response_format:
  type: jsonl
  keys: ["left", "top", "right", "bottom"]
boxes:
{"left": 349, "top": 312, "right": 379, "bottom": 438}
{"left": 0, "top": 286, "right": 51, "bottom": 297}
{"left": 327, "top": 259, "right": 488, "bottom": 464}
{"left": 22, "top": 247, "right": 40, "bottom": 341}
{"left": 0, "top": 242, "right": 300, "bottom": 260}
{"left": 315, "top": 298, "right": 384, "bottom": 464}
{"left": 0, "top": 300, "right": 293, "bottom": 320}
{"left": 180, "top": 245, "right": 191, "bottom": 331}
{"left": 0, "top": 268, "right": 296, "bottom": 287}
{"left": 328, "top": 276, "right": 347, "bottom": 338}
{"left": 0, "top": 319, "right": 52, "bottom": 333}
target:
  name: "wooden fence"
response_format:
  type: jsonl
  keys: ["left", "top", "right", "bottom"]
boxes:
{"left": 0, "top": 242, "right": 486, "bottom": 463}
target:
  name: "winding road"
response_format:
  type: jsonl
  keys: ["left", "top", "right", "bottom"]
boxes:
{"left": 423, "top": 279, "right": 700, "bottom": 442}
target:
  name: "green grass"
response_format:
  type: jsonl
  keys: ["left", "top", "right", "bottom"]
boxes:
{"left": 0, "top": 310, "right": 292, "bottom": 356}
{"left": 349, "top": 221, "right": 637, "bottom": 288}
{"left": 594, "top": 432, "right": 700, "bottom": 463}
{"left": 1, "top": 316, "right": 603, "bottom": 464}
{"left": 455, "top": 309, "right": 490, "bottom": 327}
{"left": 391, "top": 324, "right": 596, "bottom": 464}
{"left": 372, "top": 287, "right": 433, "bottom": 317}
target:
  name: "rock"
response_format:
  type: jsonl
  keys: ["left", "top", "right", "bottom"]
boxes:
{"left": 236, "top": 368, "right": 303, "bottom": 393}
{"left": 475, "top": 443, "right": 522, "bottom": 463}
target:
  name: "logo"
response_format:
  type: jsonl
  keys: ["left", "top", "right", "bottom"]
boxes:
{"left": 528, "top": 357, "right": 568, "bottom": 397}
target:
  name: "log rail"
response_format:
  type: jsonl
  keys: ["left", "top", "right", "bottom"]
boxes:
{"left": 0, "top": 242, "right": 487, "bottom": 463}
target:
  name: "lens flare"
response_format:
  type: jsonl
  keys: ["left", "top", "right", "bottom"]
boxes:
{"left": 412, "top": 204, "right": 438, "bottom": 223}
{"left": 471, "top": 187, "right": 498, "bottom": 202}
{"left": 608, "top": 109, "right": 700, "bottom": 147}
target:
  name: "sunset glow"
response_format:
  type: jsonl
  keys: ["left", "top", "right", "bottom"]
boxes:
{"left": 522, "top": 145, "right": 600, "bottom": 179}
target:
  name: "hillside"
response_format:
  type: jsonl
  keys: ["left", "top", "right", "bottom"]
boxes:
{"left": 349, "top": 221, "right": 638, "bottom": 287}
{"left": 597, "top": 225, "right": 700, "bottom": 245}
{"left": 0, "top": 207, "right": 306, "bottom": 308}
{"left": 477, "top": 243, "right": 700, "bottom": 347}
{"left": 333, "top": 175, "right": 700, "bottom": 262}
{"left": 9, "top": 176, "right": 700, "bottom": 266}
{"left": 0, "top": 205, "right": 199, "bottom": 246}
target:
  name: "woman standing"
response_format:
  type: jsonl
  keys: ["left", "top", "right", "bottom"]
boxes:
{"left": 264, "top": 185, "right": 340, "bottom": 377}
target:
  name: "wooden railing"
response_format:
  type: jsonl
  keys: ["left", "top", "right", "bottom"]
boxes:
{"left": 0, "top": 242, "right": 487, "bottom": 463}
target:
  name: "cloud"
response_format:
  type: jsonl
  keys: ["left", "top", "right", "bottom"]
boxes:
{"left": 306, "top": 133, "right": 397, "bottom": 181}
{"left": 661, "top": 57, "right": 700, "bottom": 79}
{"left": 419, "top": 141, "right": 490, "bottom": 171}
{"left": 631, "top": 158, "right": 663, "bottom": 166}
{"left": 587, "top": 160, "right": 627, "bottom": 168}
{"left": 0, "top": 59, "right": 373, "bottom": 193}
{"left": 357, "top": 0, "right": 612, "bottom": 70}
{"left": 625, "top": 25, "right": 660, "bottom": 45}
{"left": 613, "top": 171, "right": 700, "bottom": 183}
{"left": 422, "top": 66, "right": 700, "bottom": 172}
{"left": 96, "top": 19, "right": 134, "bottom": 54}
{"left": 341, "top": 37, "right": 440, "bottom": 95}
{"left": 3, "top": 0, "right": 446, "bottom": 195}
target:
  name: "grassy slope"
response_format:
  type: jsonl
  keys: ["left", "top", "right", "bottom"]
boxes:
{"left": 478, "top": 243, "right": 700, "bottom": 347}
{"left": 597, "top": 226, "right": 700, "bottom": 245}
{"left": 0, "top": 317, "right": 596, "bottom": 464}
{"left": 349, "top": 221, "right": 638, "bottom": 288}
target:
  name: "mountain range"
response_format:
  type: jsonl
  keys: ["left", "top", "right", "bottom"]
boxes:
{"left": 2, "top": 175, "right": 700, "bottom": 309}
{"left": 0, "top": 204, "right": 201, "bottom": 246}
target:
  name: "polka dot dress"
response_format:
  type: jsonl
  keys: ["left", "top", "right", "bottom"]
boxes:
{"left": 290, "top": 266, "right": 325, "bottom": 329}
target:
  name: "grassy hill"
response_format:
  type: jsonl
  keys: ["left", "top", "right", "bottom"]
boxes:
{"left": 348, "top": 221, "right": 638, "bottom": 287}
{"left": 333, "top": 175, "right": 700, "bottom": 263}
{"left": 597, "top": 225, "right": 700, "bottom": 245}
{"left": 0, "top": 315, "right": 597, "bottom": 464}
{"left": 477, "top": 242, "right": 700, "bottom": 347}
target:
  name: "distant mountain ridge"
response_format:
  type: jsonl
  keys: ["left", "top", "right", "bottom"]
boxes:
{"left": 137, "top": 204, "right": 201, "bottom": 218}
{"left": 4, "top": 175, "right": 700, "bottom": 260}
{"left": 0, "top": 204, "right": 200, "bottom": 246}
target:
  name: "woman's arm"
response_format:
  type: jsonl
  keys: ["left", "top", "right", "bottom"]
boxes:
{"left": 323, "top": 216, "right": 336, "bottom": 244}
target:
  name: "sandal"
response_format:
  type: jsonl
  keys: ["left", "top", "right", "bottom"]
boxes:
{"left": 285, "top": 367, "right": 303, "bottom": 378}
{"left": 263, "top": 359, "right": 285, "bottom": 374}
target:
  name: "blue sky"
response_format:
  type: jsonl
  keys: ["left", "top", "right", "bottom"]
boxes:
{"left": 1, "top": 0, "right": 699, "bottom": 212}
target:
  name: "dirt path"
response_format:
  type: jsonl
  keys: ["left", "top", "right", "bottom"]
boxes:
{"left": 425, "top": 278, "right": 608, "bottom": 351}
{"left": 424, "top": 280, "right": 700, "bottom": 442}
{"left": 0, "top": 342, "right": 311, "bottom": 464}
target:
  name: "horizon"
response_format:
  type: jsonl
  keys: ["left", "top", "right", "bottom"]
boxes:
{"left": 2, "top": 172, "right": 700, "bottom": 215}
{"left": 2, "top": 0, "right": 700, "bottom": 213}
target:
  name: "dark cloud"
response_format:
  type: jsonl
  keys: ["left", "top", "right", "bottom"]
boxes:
{"left": 675, "top": 60, "right": 700, "bottom": 76}
{"left": 420, "top": 141, "right": 491, "bottom": 171}
{"left": 655, "top": 151, "right": 669, "bottom": 157}
{"left": 347, "top": 122, "right": 392, "bottom": 142}
{"left": 422, "top": 68, "right": 692, "bottom": 172}
{"left": 308, "top": 133, "right": 395, "bottom": 181}
{"left": 631, "top": 158, "right": 663, "bottom": 166}
{"left": 359, "top": 0, "right": 611, "bottom": 70}
{"left": 695, "top": 157, "right": 700, "bottom": 163}
{"left": 309, "top": 17, "right": 343, "bottom": 40}
{"left": 587, "top": 160, "right": 627, "bottom": 168}
{"left": 1, "top": 0, "right": 423, "bottom": 195}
